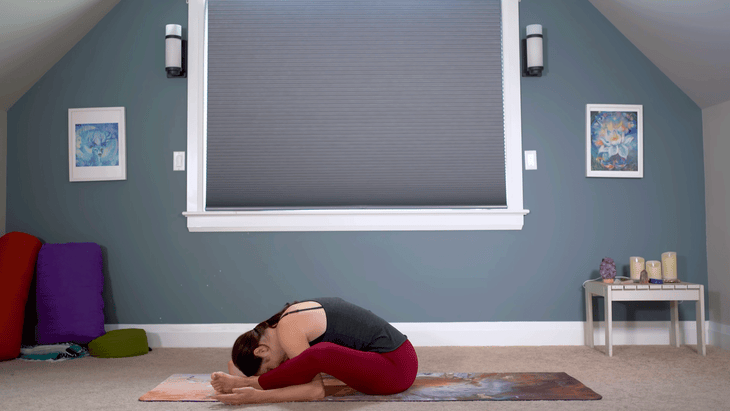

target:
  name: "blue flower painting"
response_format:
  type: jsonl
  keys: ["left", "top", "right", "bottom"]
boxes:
{"left": 75, "top": 123, "right": 119, "bottom": 167}
{"left": 590, "top": 111, "right": 638, "bottom": 171}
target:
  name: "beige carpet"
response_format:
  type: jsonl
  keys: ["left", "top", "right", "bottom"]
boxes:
{"left": 1, "top": 345, "right": 728, "bottom": 410}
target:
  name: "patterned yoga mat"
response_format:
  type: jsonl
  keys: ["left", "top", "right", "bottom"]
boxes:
{"left": 139, "top": 372, "right": 601, "bottom": 402}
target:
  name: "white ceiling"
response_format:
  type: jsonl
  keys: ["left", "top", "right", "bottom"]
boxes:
{"left": 0, "top": 0, "right": 729, "bottom": 111}
{"left": 0, "top": 0, "right": 120, "bottom": 112}
{"left": 588, "top": 0, "right": 730, "bottom": 109}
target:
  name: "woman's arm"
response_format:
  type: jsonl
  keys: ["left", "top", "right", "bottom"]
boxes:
{"left": 213, "top": 315, "right": 326, "bottom": 404}
{"left": 212, "top": 378, "right": 324, "bottom": 405}
{"left": 269, "top": 316, "right": 327, "bottom": 393}
{"left": 210, "top": 372, "right": 263, "bottom": 393}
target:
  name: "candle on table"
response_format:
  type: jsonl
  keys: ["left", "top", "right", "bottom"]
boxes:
{"left": 646, "top": 260, "right": 662, "bottom": 280}
{"left": 629, "top": 256, "right": 645, "bottom": 280}
{"left": 661, "top": 252, "right": 677, "bottom": 281}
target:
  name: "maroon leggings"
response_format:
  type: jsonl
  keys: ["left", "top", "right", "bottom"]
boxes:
{"left": 258, "top": 340, "right": 418, "bottom": 395}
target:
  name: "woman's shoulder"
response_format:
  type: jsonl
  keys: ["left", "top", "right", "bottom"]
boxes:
{"left": 278, "top": 300, "right": 327, "bottom": 344}
{"left": 279, "top": 301, "right": 325, "bottom": 323}
{"left": 285, "top": 300, "right": 323, "bottom": 313}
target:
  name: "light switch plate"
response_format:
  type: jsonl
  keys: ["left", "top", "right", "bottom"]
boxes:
{"left": 173, "top": 151, "right": 185, "bottom": 171}
{"left": 524, "top": 150, "right": 537, "bottom": 170}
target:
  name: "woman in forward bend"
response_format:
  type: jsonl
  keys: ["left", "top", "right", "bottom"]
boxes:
{"left": 210, "top": 297, "right": 418, "bottom": 405}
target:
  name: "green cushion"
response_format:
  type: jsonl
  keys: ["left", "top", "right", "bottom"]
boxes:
{"left": 88, "top": 329, "right": 149, "bottom": 358}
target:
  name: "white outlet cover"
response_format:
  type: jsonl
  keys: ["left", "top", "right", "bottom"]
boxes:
{"left": 173, "top": 151, "right": 185, "bottom": 171}
{"left": 524, "top": 150, "right": 537, "bottom": 170}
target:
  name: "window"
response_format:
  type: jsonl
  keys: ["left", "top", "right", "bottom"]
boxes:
{"left": 184, "top": 0, "right": 528, "bottom": 232}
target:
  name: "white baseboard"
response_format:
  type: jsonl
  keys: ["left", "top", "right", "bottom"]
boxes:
{"left": 709, "top": 321, "right": 730, "bottom": 350}
{"left": 105, "top": 321, "right": 715, "bottom": 349}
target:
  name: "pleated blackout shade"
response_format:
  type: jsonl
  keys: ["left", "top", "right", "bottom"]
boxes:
{"left": 206, "top": 0, "right": 506, "bottom": 210}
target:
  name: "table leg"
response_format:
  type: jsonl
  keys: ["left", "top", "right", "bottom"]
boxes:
{"left": 605, "top": 288, "right": 613, "bottom": 357}
{"left": 670, "top": 300, "right": 680, "bottom": 348}
{"left": 697, "top": 286, "right": 706, "bottom": 356}
{"left": 585, "top": 290, "right": 594, "bottom": 348}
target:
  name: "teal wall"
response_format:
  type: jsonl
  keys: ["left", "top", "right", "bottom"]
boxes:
{"left": 7, "top": 0, "right": 706, "bottom": 324}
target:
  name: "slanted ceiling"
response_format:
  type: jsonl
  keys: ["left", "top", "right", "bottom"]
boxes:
{"left": 1, "top": 0, "right": 730, "bottom": 111}
{"left": 0, "top": 0, "right": 121, "bottom": 112}
{"left": 588, "top": 0, "right": 730, "bottom": 109}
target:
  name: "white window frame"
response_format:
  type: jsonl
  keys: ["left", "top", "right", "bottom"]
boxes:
{"left": 183, "top": 0, "right": 528, "bottom": 232}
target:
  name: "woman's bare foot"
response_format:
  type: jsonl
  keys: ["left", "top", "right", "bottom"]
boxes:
{"left": 210, "top": 372, "right": 244, "bottom": 393}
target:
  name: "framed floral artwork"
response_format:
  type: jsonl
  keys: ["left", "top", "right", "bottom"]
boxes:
{"left": 586, "top": 104, "right": 643, "bottom": 178}
{"left": 68, "top": 107, "right": 126, "bottom": 182}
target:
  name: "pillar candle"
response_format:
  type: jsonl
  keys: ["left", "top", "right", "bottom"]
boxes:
{"left": 646, "top": 260, "right": 662, "bottom": 280}
{"left": 661, "top": 252, "right": 677, "bottom": 280}
{"left": 629, "top": 256, "right": 645, "bottom": 280}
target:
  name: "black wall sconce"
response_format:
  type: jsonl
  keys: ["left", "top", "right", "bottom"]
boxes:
{"left": 166, "top": 24, "right": 187, "bottom": 78}
{"left": 522, "top": 24, "right": 544, "bottom": 77}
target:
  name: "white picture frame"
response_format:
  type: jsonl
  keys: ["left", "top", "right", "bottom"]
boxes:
{"left": 68, "top": 107, "right": 126, "bottom": 182}
{"left": 586, "top": 104, "right": 643, "bottom": 178}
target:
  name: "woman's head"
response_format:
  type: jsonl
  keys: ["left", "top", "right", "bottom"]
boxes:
{"left": 231, "top": 302, "right": 298, "bottom": 377}
{"left": 231, "top": 325, "right": 266, "bottom": 377}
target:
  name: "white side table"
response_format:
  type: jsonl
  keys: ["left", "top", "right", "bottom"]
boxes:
{"left": 584, "top": 280, "right": 706, "bottom": 357}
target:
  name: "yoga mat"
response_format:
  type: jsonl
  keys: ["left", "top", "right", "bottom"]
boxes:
{"left": 139, "top": 372, "right": 602, "bottom": 402}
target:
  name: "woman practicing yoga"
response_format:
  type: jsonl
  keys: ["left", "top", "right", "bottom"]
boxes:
{"left": 210, "top": 297, "right": 418, "bottom": 405}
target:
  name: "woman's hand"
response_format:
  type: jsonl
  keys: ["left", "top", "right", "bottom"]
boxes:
{"left": 211, "top": 387, "right": 262, "bottom": 405}
{"left": 212, "top": 381, "right": 325, "bottom": 404}
{"left": 210, "top": 372, "right": 255, "bottom": 393}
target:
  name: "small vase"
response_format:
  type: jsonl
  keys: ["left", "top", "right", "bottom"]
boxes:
{"left": 602, "top": 278, "right": 614, "bottom": 283}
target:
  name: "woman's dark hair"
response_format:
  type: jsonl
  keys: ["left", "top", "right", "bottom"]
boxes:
{"left": 231, "top": 301, "right": 299, "bottom": 377}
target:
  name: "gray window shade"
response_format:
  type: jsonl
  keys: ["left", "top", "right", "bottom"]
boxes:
{"left": 206, "top": 0, "right": 505, "bottom": 210}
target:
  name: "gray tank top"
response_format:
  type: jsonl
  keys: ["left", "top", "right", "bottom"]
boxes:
{"left": 284, "top": 297, "right": 407, "bottom": 353}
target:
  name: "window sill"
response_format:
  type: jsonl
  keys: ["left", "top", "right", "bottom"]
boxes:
{"left": 182, "top": 209, "right": 529, "bottom": 232}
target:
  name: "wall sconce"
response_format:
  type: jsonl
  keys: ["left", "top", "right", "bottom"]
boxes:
{"left": 522, "top": 24, "right": 544, "bottom": 77}
{"left": 165, "top": 24, "right": 186, "bottom": 78}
